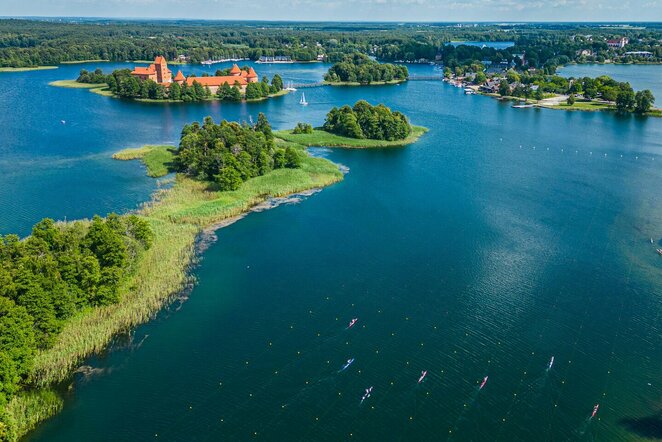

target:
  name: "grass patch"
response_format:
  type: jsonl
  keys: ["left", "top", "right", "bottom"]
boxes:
{"left": 113, "top": 145, "right": 177, "bottom": 178}
{"left": 0, "top": 66, "right": 58, "bottom": 72}
{"left": 274, "top": 126, "right": 427, "bottom": 149}
{"left": 49, "top": 79, "right": 113, "bottom": 97}
{"left": 49, "top": 80, "right": 102, "bottom": 89}
{"left": 60, "top": 60, "right": 110, "bottom": 64}
{"left": 546, "top": 100, "right": 615, "bottom": 112}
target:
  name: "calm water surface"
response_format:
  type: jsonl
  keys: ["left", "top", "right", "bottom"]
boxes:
{"left": 2, "top": 62, "right": 661, "bottom": 441}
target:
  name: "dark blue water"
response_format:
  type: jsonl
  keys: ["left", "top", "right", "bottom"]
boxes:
{"left": 3, "top": 62, "right": 662, "bottom": 441}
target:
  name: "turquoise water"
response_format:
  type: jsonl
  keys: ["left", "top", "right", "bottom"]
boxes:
{"left": 559, "top": 64, "right": 662, "bottom": 99}
{"left": 2, "top": 62, "right": 662, "bottom": 441}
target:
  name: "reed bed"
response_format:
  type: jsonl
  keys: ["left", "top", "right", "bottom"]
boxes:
{"left": 5, "top": 390, "right": 63, "bottom": 438}
{"left": 12, "top": 145, "right": 342, "bottom": 439}
{"left": 31, "top": 219, "right": 198, "bottom": 386}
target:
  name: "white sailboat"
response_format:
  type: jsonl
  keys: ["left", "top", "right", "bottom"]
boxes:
{"left": 299, "top": 92, "right": 308, "bottom": 106}
{"left": 285, "top": 81, "right": 297, "bottom": 92}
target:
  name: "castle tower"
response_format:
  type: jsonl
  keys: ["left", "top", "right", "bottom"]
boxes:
{"left": 246, "top": 67, "right": 258, "bottom": 83}
{"left": 174, "top": 70, "right": 185, "bottom": 84}
{"left": 154, "top": 56, "right": 172, "bottom": 84}
{"left": 230, "top": 64, "right": 242, "bottom": 76}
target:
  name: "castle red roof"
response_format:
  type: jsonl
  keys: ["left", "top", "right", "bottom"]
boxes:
{"left": 229, "top": 64, "right": 241, "bottom": 75}
{"left": 154, "top": 56, "right": 167, "bottom": 64}
{"left": 132, "top": 65, "right": 156, "bottom": 75}
{"left": 246, "top": 67, "right": 258, "bottom": 78}
{"left": 174, "top": 70, "right": 185, "bottom": 81}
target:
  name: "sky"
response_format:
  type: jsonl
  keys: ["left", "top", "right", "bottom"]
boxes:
{"left": 1, "top": 0, "right": 661, "bottom": 22}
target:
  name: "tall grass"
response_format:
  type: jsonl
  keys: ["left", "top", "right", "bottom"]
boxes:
{"left": 10, "top": 144, "right": 343, "bottom": 440}
{"left": 5, "top": 390, "right": 63, "bottom": 438}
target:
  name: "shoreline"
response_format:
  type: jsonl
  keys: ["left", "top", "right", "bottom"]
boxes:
{"left": 49, "top": 78, "right": 290, "bottom": 103}
{"left": 324, "top": 79, "right": 406, "bottom": 87}
{"left": 9, "top": 144, "right": 344, "bottom": 440}
{"left": 0, "top": 66, "right": 58, "bottom": 73}
{"left": 274, "top": 126, "right": 428, "bottom": 149}
{"left": 471, "top": 89, "right": 662, "bottom": 118}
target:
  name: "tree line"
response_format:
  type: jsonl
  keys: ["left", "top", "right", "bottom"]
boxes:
{"left": 0, "top": 215, "right": 153, "bottom": 432}
{"left": 324, "top": 54, "right": 409, "bottom": 84}
{"left": 323, "top": 100, "right": 412, "bottom": 141}
{"left": 176, "top": 114, "right": 301, "bottom": 191}
{"left": 1, "top": 19, "right": 661, "bottom": 69}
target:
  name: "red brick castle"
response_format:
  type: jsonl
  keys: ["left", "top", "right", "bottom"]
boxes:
{"left": 130, "top": 56, "right": 259, "bottom": 94}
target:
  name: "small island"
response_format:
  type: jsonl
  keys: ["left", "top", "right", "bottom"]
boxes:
{"left": 324, "top": 54, "right": 409, "bottom": 86}
{"left": 275, "top": 100, "right": 427, "bottom": 148}
{"left": 51, "top": 56, "right": 286, "bottom": 103}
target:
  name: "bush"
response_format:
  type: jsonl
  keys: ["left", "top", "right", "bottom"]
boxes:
{"left": 292, "top": 122, "right": 313, "bottom": 134}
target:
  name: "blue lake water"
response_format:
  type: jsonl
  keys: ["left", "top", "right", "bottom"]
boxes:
{"left": 559, "top": 63, "right": 662, "bottom": 99}
{"left": 2, "top": 61, "right": 662, "bottom": 441}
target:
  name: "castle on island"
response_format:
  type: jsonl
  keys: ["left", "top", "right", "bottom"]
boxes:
{"left": 131, "top": 56, "right": 259, "bottom": 93}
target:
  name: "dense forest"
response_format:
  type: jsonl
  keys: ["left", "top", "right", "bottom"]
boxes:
{"left": 323, "top": 100, "right": 412, "bottom": 140}
{"left": 0, "top": 215, "right": 153, "bottom": 432}
{"left": 1, "top": 19, "right": 661, "bottom": 69}
{"left": 324, "top": 53, "right": 409, "bottom": 84}
{"left": 176, "top": 114, "right": 301, "bottom": 190}
{"left": 76, "top": 68, "right": 284, "bottom": 101}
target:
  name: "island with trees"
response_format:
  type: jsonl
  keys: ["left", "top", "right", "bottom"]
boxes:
{"left": 324, "top": 54, "right": 409, "bottom": 86}
{"left": 0, "top": 113, "right": 345, "bottom": 441}
{"left": 51, "top": 64, "right": 286, "bottom": 103}
{"left": 275, "top": 100, "right": 427, "bottom": 148}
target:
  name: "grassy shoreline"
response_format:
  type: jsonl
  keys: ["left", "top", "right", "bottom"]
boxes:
{"left": 324, "top": 79, "right": 406, "bottom": 87}
{"left": 0, "top": 66, "right": 58, "bottom": 72}
{"left": 476, "top": 90, "right": 662, "bottom": 117}
{"left": 50, "top": 78, "right": 289, "bottom": 103}
{"left": 8, "top": 144, "right": 344, "bottom": 440}
{"left": 274, "top": 126, "right": 428, "bottom": 149}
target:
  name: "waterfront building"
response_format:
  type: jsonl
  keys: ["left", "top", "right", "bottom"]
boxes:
{"left": 607, "top": 37, "right": 629, "bottom": 48}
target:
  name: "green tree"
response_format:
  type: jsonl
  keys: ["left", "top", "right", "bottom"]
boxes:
{"left": 474, "top": 72, "right": 487, "bottom": 85}
{"left": 169, "top": 82, "right": 181, "bottom": 100}
{"left": 634, "top": 90, "right": 655, "bottom": 114}
{"left": 215, "top": 167, "right": 243, "bottom": 191}
{"left": 498, "top": 81, "right": 511, "bottom": 97}
{"left": 0, "top": 297, "right": 36, "bottom": 404}
{"left": 284, "top": 147, "right": 302, "bottom": 169}
{"left": 616, "top": 89, "right": 635, "bottom": 113}
{"left": 271, "top": 74, "right": 284, "bottom": 91}
{"left": 255, "top": 112, "right": 273, "bottom": 141}
{"left": 567, "top": 94, "right": 575, "bottom": 106}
